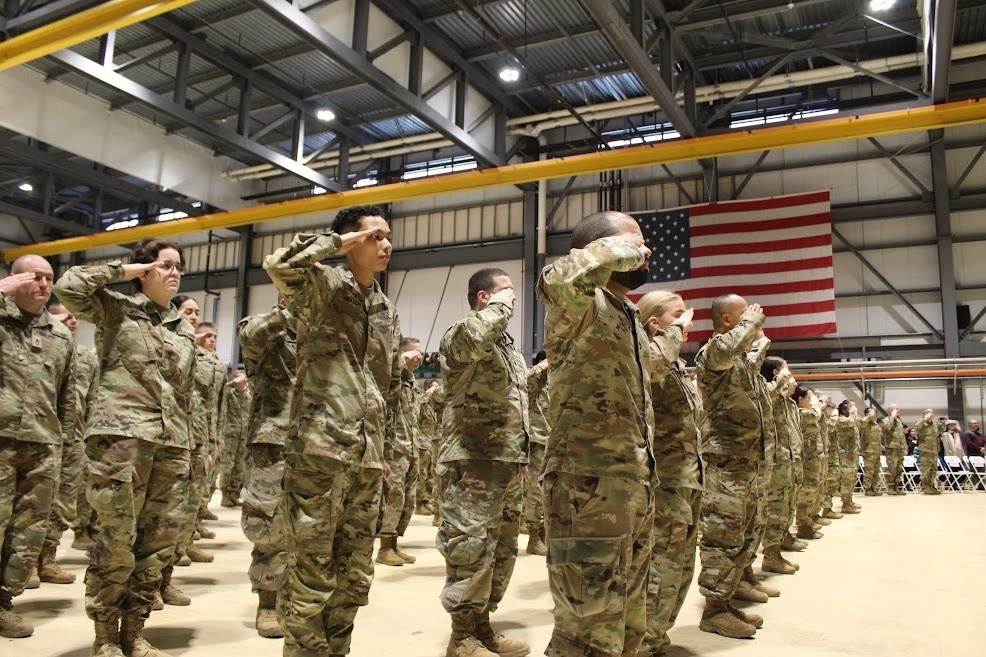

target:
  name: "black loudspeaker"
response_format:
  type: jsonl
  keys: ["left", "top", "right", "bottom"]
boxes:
{"left": 957, "top": 304, "right": 971, "bottom": 330}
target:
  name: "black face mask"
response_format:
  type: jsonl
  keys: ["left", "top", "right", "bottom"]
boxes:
{"left": 610, "top": 266, "right": 648, "bottom": 291}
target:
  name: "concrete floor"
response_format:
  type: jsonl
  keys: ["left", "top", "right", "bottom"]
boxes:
{"left": 5, "top": 492, "right": 984, "bottom": 657}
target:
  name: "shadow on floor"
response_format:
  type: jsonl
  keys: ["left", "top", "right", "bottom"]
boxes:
{"left": 16, "top": 597, "right": 74, "bottom": 618}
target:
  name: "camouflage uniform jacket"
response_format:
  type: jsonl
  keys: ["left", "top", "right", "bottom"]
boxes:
{"left": 221, "top": 383, "right": 252, "bottom": 450}
{"left": 881, "top": 415, "right": 906, "bottom": 452}
{"left": 238, "top": 306, "right": 296, "bottom": 447}
{"left": 264, "top": 233, "right": 400, "bottom": 468}
{"left": 747, "top": 337, "right": 776, "bottom": 464}
{"left": 695, "top": 313, "right": 767, "bottom": 462}
{"left": 439, "top": 301, "right": 529, "bottom": 464}
{"left": 190, "top": 347, "right": 223, "bottom": 449}
{"left": 648, "top": 324, "right": 703, "bottom": 491}
{"left": 915, "top": 417, "right": 939, "bottom": 456}
{"left": 535, "top": 236, "right": 655, "bottom": 482}
{"left": 68, "top": 345, "right": 99, "bottom": 445}
{"left": 391, "top": 358, "right": 419, "bottom": 456}
{"left": 526, "top": 360, "right": 550, "bottom": 447}
{"left": 766, "top": 370, "right": 797, "bottom": 461}
{"left": 834, "top": 414, "right": 859, "bottom": 452}
{"left": 798, "top": 406, "right": 824, "bottom": 459}
{"left": 54, "top": 263, "right": 196, "bottom": 448}
{"left": 416, "top": 383, "right": 442, "bottom": 445}
{"left": 859, "top": 415, "right": 883, "bottom": 456}
{"left": 0, "top": 297, "right": 75, "bottom": 444}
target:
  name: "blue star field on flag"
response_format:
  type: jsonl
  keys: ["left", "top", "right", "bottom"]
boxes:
{"left": 634, "top": 209, "right": 691, "bottom": 283}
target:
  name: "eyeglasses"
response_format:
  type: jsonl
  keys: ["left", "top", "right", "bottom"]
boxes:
{"left": 156, "top": 261, "right": 186, "bottom": 274}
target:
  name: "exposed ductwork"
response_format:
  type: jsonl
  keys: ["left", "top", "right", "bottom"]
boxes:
{"left": 224, "top": 42, "right": 986, "bottom": 183}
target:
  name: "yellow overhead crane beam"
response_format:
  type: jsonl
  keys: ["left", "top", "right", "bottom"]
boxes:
{"left": 4, "top": 97, "right": 986, "bottom": 262}
{"left": 0, "top": 0, "right": 200, "bottom": 72}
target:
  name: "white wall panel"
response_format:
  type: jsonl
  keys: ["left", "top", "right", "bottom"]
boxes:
{"left": 837, "top": 215, "right": 935, "bottom": 249}
{"left": 952, "top": 209, "right": 986, "bottom": 238}
{"left": 953, "top": 241, "right": 986, "bottom": 287}
{"left": 946, "top": 145, "right": 986, "bottom": 191}
{"left": 836, "top": 291, "right": 943, "bottom": 338}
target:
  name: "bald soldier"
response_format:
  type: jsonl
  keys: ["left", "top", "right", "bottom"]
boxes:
{"left": 0, "top": 256, "right": 75, "bottom": 639}
{"left": 536, "top": 211, "right": 656, "bottom": 657}
{"left": 695, "top": 294, "right": 768, "bottom": 639}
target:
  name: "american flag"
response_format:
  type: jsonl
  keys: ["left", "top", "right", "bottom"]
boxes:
{"left": 629, "top": 190, "right": 836, "bottom": 343}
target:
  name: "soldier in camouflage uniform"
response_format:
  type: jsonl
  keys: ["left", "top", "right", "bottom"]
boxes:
{"left": 193, "top": 321, "right": 226, "bottom": 527}
{"left": 915, "top": 410, "right": 941, "bottom": 494}
{"left": 834, "top": 401, "right": 862, "bottom": 513}
{"left": 536, "top": 212, "right": 656, "bottom": 657}
{"left": 794, "top": 387, "right": 826, "bottom": 540}
{"left": 424, "top": 381, "right": 446, "bottom": 527}
{"left": 220, "top": 370, "right": 251, "bottom": 507}
{"left": 881, "top": 405, "right": 907, "bottom": 495}
{"left": 437, "top": 268, "right": 530, "bottom": 657}
{"left": 0, "top": 257, "right": 75, "bottom": 639}
{"left": 238, "top": 300, "right": 295, "bottom": 638}
{"left": 264, "top": 206, "right": 401, "bottom": 657}
{"left": 415, "top": 379, "right": 441, "bottom": 516}
{"left": 860, "top": 408, "right": 884, "bottom": 496}
{"left": 695, "top": 294, "right": 768, "bottom": 639}
{"left": 376, "top": 337, "right": 422, "bottom": 567}
{"left": 38, "top": 301, "right": 99, "bottom": 586}
{"left": 636, "top": 292, "right": 703, "bottom": 657}
{"left": 820, "top": 402, "right": 844, "bottom": 519}
{"left": 55, "top": 239, "right": 197, "bottom": 657}
{"left": 522, "top": 351, "right": 549, "bottom": 557}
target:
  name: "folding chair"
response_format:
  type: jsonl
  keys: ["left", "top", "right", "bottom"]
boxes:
{"left": 855, "top": 455, "right": 865, "bottom": 492}
{"left": 902, "top": 455, "right": 920, "bottom": 492}
{"left": 969, "top": 456, "right": 986, "bottom": 491}
{"left": 938, "top": 456, "right": 958, "bottom": 491}
{"left": 943, "top": 455, "right": 969, "bottom": 491}
{"left": 879, "top": 454, "right": 890, "bottom": 493}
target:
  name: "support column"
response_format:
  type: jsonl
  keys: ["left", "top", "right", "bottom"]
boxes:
{"left": 231, "top": 225, "right": 253, "bottom": 366}
{"left": 522, "top": 189, "right": 539, "bottom": 361}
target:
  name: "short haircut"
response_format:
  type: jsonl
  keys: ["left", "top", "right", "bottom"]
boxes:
{"left": 761, "top": 356, "right": 786, "bottom": 382}
{"left": 467, "top": 268, "right": 509, "bottom": 309}
{"left": 570, "top": 211, "right": 627, "bottom": 250}
{"left": 196, "top": 322, "right": 217, "bottom": 333}
{"left": 793, "top": 385, "right": 810, "bottom": 402}
{"left": 838, "top": 400, "right": 851, "bottom": 416}
{"left": 711, "top": 294, "right": 741, "bottom": 332}
{"left": 400, "top": 336, "right": 421, "bottom": 350}
{"left": 172, "top": 295, "right": 194, "bottom": 310}
{"left": 10, "top": 254, "right": 49, "bottom": 275}
{"left": 533, "top": 350, "right": 547, "bottom": 366}
{"left": 130, "top": 238, "right": 183, "bottom": 292}
{"left": 331, "top": 205, "right": 388, "bottom": 235}
{"left": 48, "top": 299, "right": 67, "bottom": 313}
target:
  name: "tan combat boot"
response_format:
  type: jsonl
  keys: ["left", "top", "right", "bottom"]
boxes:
{"left": 821, "top": 507, "right": 843, "bottom": 519}
{"left": 151, "top": 593, "right": 164, "bottom": 612}
{"left": 447, "top": 611, "right": 498, "bottom": 657}
{"left": 525, "top": 524, "right": 547, "bottom": 556}
{"left": 256, "top": 591, "right": 282, "bottom": 638}
{"left": 475, "top": 611, "right": 530, "bottom": 657}
{"left": 375, "top": 536, "right": 404, "bottom": 567}
{"left": 733, "top": 580, "right": 768, "bottom": 603}
{"left": 840, "top": 498, "right": 861, "bottom": 513}
{"left": 160, "top": 567, "right": 190, "bottom": 606}
{"left": 93, "top": 619, "right": 125, "bottom": 657}
{"left": 744, "top": 565, "right": 780, "bottom": 598}
{"left": 393, "top": 537, "right": 417, "bottom": 564}
{"left": 0, "top": 588, "right": 33, "bottom": 638}
{"left": 698, "top": 598, "right": 757, "bottom": 639}
{"left": 121, "top": 613, "right": 170, "bottom": 657}
{"left": 25, "top": 570, "right": 40, "bottom": 589}
{"left": 199, "top": 506, "right": 218, "bottom": 521}
{"left": 185, "top": 546, "right": 214, "bottom": 563}
{"left": 796, "top": 524, "right": 823, "bottom": 540}
{"left": 73, "top": 531, "right": 95, "bottom": 552}
{"left": 814, "top": 513, "right": 832, "bottom": 526}
{"left": 220, "top": 492, "right": 237, "bottom": 508}
{"left": 761, "top": 547, "right": 796, "bottom": 575}
{"left": 195, "top": 523, "right": 216, "bottom": 539}
{"left": 39, "top": 544, "right": 76, "bottom": 584}
{"left": 780, "top": 534, "right": 806, "bottom": 552}
{"left": 727, "top": 601, "right": 763, "bottom": 628}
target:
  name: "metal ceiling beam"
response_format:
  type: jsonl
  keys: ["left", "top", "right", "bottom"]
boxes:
{"left": 48, "top": 48, "right": 342, "bottom": 190}
{"left": 675, "top": 0, "right": 837, "bottom": 33}
{"left": 582, "top": 0, "right": 696, "bottom": 138}
{"left": 927, "top": 0, "right": 957, "bottom": 103}
{"left": 0, "top": 200, "right": 95, "bottom": 235}
{"left": 251, "top": 0, "right": 504, "bottom": 168}
{"left": 8, "top": 96, "right": 986, "bottom": 261}
{"left": 4, "top": 0, "right": 102, "bottom": 31}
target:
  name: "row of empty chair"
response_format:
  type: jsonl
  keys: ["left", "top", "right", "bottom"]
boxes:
{"left": 854, "top": 455, "right": 986, "bottom": 492}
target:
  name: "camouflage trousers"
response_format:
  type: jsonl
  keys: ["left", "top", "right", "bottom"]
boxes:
{"left": 176, "top": 447, "right": 207, "bottom": 558}
{"left": 796, "top": 454, "right": 825, "bottom": 528}
{"left": 822, "top": 447, "right": 842, "bottom": 510}
{"left": 698, "top": 455, "right": 762, "bottom": 603}
{"left": 919, "top": 445, "right": 938, "bottom": 491}
{"left": 763, "top": 460, "right": 794, "bottom": 550}
{"left": 44, "top": 429, "right": 84, "bottom": 551}
{"left": 430, "top": 441, "right": 442, "bottom": 514}
{"left": 840, "top": 444, "right": 859, "bottom": 500}
{"left": 221, "top": 431, "right": 248, "bottom": 497}
{"left": 862, "top": 451, "right": 883, "bottom": 494}
{"left": 377, "top": 450, "right": 418, "bottom": 537}
{"left": 0, "top": 438, "right": 60, "bottom": 596}
{"left": 415, "top": 442, "right": 434, "bottom": 509}
{"left": 521, "top": 442, "right": 546, "bottom": 527}
{"left": 640, "top": 487, "right": 701, "bottom": 656}
{"left": 241, "top": 443, "right": 287, "bottom": 593}
{"left": 886, "top": 449, "right": 906, "bottom": 492}
{"left": 543, "top": 472, "right": 653, "bottom": 657}
{"left": 84, "top": 435, "right": 189, "bottom": 621}
{"left": 436, "top": 460, "right": 522, "bottom": 615}
{"left": 201, "top": 442, "right": 221, "bottom": 511}
{"left": 278, "top": 455, "right": 383, "bottom": 657}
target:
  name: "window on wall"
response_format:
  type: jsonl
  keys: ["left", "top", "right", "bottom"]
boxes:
{"left": 729, "top": 107, "right": 839, "bottom": 129}
{"left": 402, "top": 155, "right": 478, "bottom": 180}
{"left": 106, "top": 217, "right": 139, "bottom": 231}
{"left": 602, "top": 122, "right": 681, "bottom": 149}
{"left": 157, "top": 208, "right": 188, "bottom": 223}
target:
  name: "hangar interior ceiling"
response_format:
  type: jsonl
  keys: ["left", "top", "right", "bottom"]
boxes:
{"left": 0, "top": 0, "right": 983, "bottom": 239}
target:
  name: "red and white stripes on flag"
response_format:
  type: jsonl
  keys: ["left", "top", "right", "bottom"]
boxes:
{"left": 630, "top": 190, "right": 836, "bottom": 343}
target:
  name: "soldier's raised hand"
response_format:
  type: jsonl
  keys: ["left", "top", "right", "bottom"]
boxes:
{"left": 337, "top": 227, "right": 384, "bottom": 254}
{"left": 0, "top": 271, "right": 37, "bottom": 297}
{"left": 743, "top": 303, "right": 764, "bottom": 321}
{"left": 121, "top": 262, "right": 158, "bottom": 281}
{"left": 489, "top": 287, "right": 516, "bottom": 308}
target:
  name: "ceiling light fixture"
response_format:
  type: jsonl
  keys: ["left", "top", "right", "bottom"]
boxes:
{"left": 499, "top": 67, "right": 520, "bottom": 82}
{"left": 18, "top": 182, "right": 33, "bottom": 192}
{"left": 869, "top": 0, "right": 895, "bottom": 11}
{"left": 316, "top": 109, "right": 336, "bottom": 122}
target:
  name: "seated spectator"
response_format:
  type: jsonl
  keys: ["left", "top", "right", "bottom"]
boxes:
{"left": 940, "top": 421, "right": 966, "bottom": 458}
{"left": 905, "top": 426, "right": 917, "bottom": 455}
{"left": 961, "top": 419, "right": 986, "bottom": 457}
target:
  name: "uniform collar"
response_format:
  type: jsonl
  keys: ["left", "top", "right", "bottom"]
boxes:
{"left": 2, "top": 296, "right": 54, "bottom": 328}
